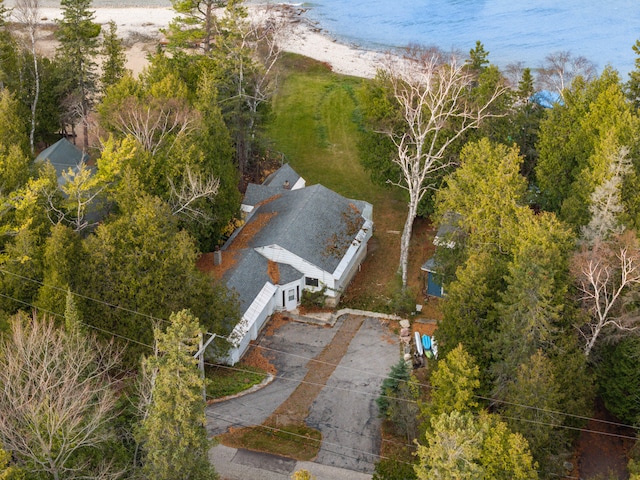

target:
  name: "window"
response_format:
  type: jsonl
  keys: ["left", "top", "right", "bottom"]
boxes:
{"left": 288, "top": 289, "right": 296, "bottom": 302}
{"left": 305, "top": 277, "right": 319, "bottom": 287}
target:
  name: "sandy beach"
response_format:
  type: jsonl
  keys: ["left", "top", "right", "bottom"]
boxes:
{"left": 11, "top": 4, "right": 384, "bottom": 79}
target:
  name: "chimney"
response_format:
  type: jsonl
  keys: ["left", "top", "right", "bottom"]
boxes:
{"left": 213, "top": 248, "right": 222, "bottom": 266}
{"left": 283, "top": 180, "right": 291, "bottom": 189}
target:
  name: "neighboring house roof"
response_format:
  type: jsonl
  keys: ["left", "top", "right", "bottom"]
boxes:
{"left": 35, "top": 138, "right": 90, "bottom": 185}
{"left": 421, "top": 257, "right": 437, "bottom": 272}
{"left": 433, "top": 211, "right": 463, "bottom": 248}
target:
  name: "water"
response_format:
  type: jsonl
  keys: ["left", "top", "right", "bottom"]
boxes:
{"left": 8, "top": 0, "right": 640, "bottom": 75}
{"left": 296, "top": 0, "right": 640, "bottom": 76}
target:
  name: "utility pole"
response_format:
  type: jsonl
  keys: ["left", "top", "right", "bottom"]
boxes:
{"left": 193, "top": 332, "right": 217, "bottom": 402}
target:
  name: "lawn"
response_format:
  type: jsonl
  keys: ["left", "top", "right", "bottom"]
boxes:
{"left": 266, "top": 53, "right": 438, "bottom": 311}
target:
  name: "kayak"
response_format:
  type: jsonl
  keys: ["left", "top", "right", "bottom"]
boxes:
{"left": 415, "top": 331, "right": 424, "bottom": 356}
{"left": 422, "top": 334, "right": 431, "bottom": 351}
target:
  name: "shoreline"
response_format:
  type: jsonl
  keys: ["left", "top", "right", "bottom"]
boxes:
{"left": 10, "top": 4, "right": 384, "bottom": 79}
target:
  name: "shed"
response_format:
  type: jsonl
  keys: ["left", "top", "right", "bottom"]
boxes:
{"left": 421, "top": 257, "right": 444, "bottom": 298}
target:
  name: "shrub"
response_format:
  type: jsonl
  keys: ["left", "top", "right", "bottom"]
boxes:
{"left": 300, "top": 286, "right": 327, "bottom": 309}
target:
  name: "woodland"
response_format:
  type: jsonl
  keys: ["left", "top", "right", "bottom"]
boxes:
{"left": 0, "top": 0, "right": 639, "bottom": 478}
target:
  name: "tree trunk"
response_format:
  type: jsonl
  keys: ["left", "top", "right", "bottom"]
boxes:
{"left": 399, "top": 199, "right": 417, "bottom": 289}
{"left": 29, "top": 32, "right": 39, "bottom": 154}
{"left": 203, "top": 1, "right": 212, "bottom": 53}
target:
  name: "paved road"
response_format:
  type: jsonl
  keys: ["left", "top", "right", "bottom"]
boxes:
{"left": 206, "top": 315, "right": 399, "bottom": 478}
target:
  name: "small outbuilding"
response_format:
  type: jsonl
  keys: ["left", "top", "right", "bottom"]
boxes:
{"left": 35, "top": 138, "right": 90, "bottom": 186}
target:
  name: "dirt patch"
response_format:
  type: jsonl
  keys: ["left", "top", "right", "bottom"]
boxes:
{"left": 341, "top": 214, "right": 440, "bottom": 318}
{"left": 571, "top": 399, "right": 635, "bottom": 479}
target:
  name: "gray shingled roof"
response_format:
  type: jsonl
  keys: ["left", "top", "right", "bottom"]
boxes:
{"left": 243, "top": 183, "right": 284, "bottom": 208}
{"left": 245, "top": 184, "right": 368, "bottom": 273}
{"left": 262, "top": 163, "right": 301, "bottom": 188}
{"left": 223, "top": 165, "right": 372, "bottom": 317}
{"left": 223, "top": 249, "right": 303, "bottom": 313}
{"left": 35, "top": 138, "right": 90, "bottom": 185}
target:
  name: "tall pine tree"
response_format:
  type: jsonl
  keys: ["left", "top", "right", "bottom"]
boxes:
{"left": 139, "top": 309, "right": 218, "bottom": 480}
{"left": 55, "top": 0, "right": 100, "bottom": 150}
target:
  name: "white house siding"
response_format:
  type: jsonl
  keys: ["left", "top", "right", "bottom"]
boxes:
{"left": 278, "top": 278, "right": 304, "bottom": 311}
{"left": 226, "top": 282, "right": 277, "bottom": 364}
{"left": 333, "top": 219, "right": 374, "bottom": 294}
{"left": 292, "top": 177, "right": 306, "bottom": 190}
{"left": 254, "top": 244, "right": 337, "bottom": 294}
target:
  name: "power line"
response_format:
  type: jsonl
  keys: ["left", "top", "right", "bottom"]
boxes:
{"left": 0, "top": 267, "right": 170, "bottom": 326}
{"left": 207, "top": 410, "right": 582, "bottom": 480}
{"left": 205, "top": 364, "right": 417, "bottom": 450}
{"left": 206, "top": 410, "right": 412, "bottom": 468}
{"left": 1, "top": 273, "right": 638, "bottom": 438}
{"left": 0, "top": 292, "right": 155, "bottom": 351}
{"left": 246, "top": 342, "right": 640, "bottom": 433}
{"left": 208, "top": 357, "right": 640, "bottom": 443}
{"left": 0, "top": 268, "right": 232, "bottom": 340}
{"left": 0, "top": 289, "right": 632, "bottom": 475}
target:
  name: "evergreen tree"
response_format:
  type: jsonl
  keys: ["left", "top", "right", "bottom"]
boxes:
{"left": 64, "top": 288, "right": 83, "bottom": 334}
{"left": 517, "top": 67, "right": 535, "bottom": 101}
{"left": 139, "top": 309, "right": 218, "bottom": 480}
{"left": 55, "top": 0, "right": 101, "bottom": 150}
{"left": 415, "top": 411, "right": 538, "bottom": 480}
{"left": 466, "top": 40, "right": 490, "bottom": 73}
{"left": 100, "top": 20, "right": 126, "bottom": 91}
{"left": 0, "top": 446, "right": 24, "bottom": 479}
{"left": 501, "top": 350, "right": 566, "bottom": 477}
{"left": 597, "top": 336, "right": 640, "bottom": 425}
{"left": 166, "top": 0, "right": 227, "bottom": 53}
{"left": 35, "top": 223, "right": 83, "bottom": 315}
{"left": 427, "top": 344, "right": 480, "bottom": 420}
{"left": 492, "top": 211, "right": 573, "bottom": 395}
{"left": 626, "top": 39, "right": 640, "bottom": 109}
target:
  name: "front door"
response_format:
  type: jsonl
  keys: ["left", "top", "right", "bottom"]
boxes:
{"left": 284, "top": 287, "right": 297, "bottom": 310}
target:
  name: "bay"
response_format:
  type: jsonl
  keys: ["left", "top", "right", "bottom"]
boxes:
{"left": 7, "top": 0, "right": 640, "bottom": 75}
{"left": 295, "top": 0, "right": 640, "bottom": 75}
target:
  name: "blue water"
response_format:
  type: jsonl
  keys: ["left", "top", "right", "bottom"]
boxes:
{"left": 10, "top": 0, "right": 640, "bottom": 75}
{"left": 296, "top": 0, "right": 640, "bottom": 76}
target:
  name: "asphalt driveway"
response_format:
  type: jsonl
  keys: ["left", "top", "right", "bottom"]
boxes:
{"left": 206, "top": 314, "right": 399, "bottom": 476}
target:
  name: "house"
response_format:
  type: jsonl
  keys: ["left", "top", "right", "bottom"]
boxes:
{"left": 421, "top": 212, "right": 462, "bottom": 298}
{"left": 216, "top": 164, "right": 373, "bottom": 364}
{"left": 35, "top": 138, "right": 90, "bottom": 186}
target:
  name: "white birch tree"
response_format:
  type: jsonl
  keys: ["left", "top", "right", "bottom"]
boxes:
{"left": 572, "top": 232, "right": 640, "bottom": 356}
{"left": 12, "top": 0, "right": 41, "bottom": 154}
{"left": 379, "top": 52, "right": 507, "bottom": 287}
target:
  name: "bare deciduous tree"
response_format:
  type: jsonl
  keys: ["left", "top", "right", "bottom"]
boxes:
{"left": 536, "top": 51, "right": 596, "bottom": 99}
{"left": 113, "top": 97, "right": 197, "bottom": 155}
{"left": 12, "top": 0, "right": 41, "bottom": 154}
{"left": 380, "top": 51, "right": 507, "bottom": 287}
{"left": 168, "top": 165, "right": 220, "bottom": 221}
{"left": 572, "top": 232, "right": 640, "bottom": 357}
{"left": 0, "top": 312, "right": 122, "bottom": 480}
